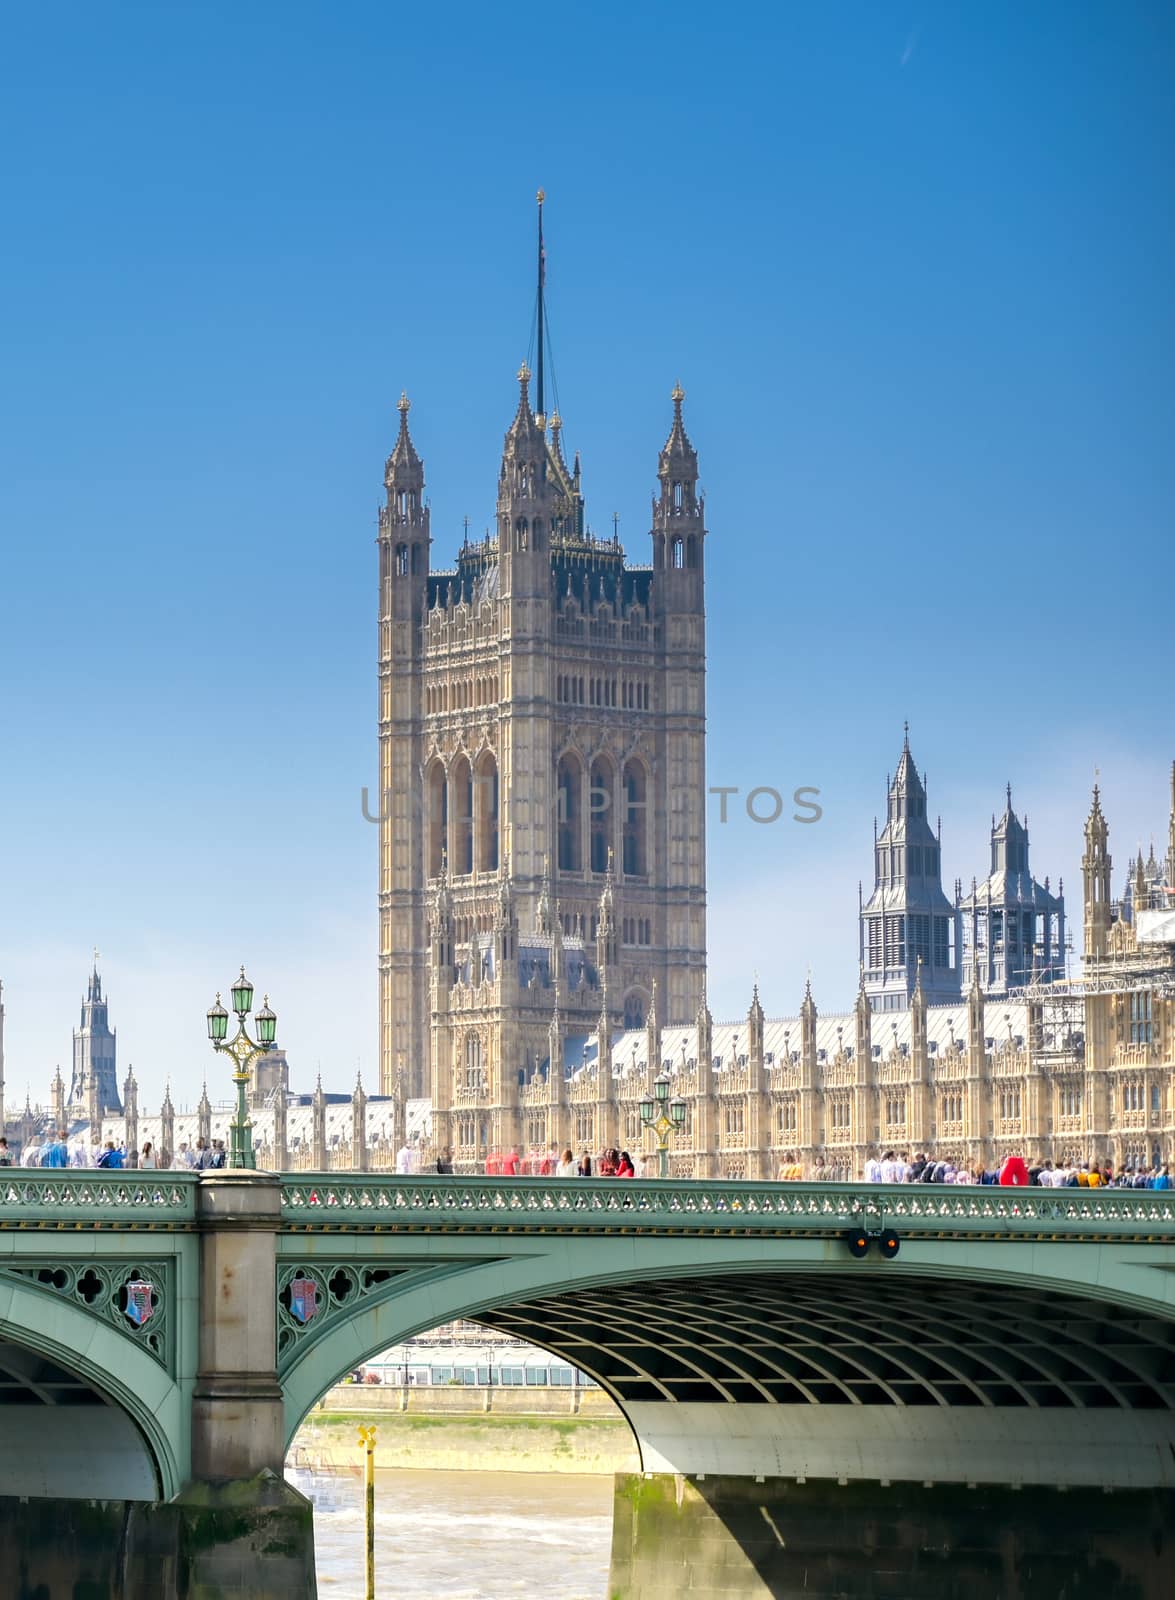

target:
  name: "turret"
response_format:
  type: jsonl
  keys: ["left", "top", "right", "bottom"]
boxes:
{"left": 379, "top": 393, "right": 430, "bottom": 625}
{"left": 160, "top": 1080, "right": 174, "bottom": 1167}
{"left": 497, "top": 363, "right": 553, "bottom": 603}
{"left": 1082, "top": 785, "right": 1112, "bottom": 961}
{"left": 747, "top": 983, "right": 765, "bottom": 1068}
{"left": 595, "top": 852, "right": 618, "bottom": 974}
{"left": 854, "top": 977, "right": 872, "bottom": 1073}
{"left": 800, "top": 979, "right": 817, "bottom": 1087}
{"left": 494, "top": 854, "right": 519, "bottom": 970}
{"left": 51, "top": 1065, "right": 65, "bottom": 1136}
{"left": 910, "top": 960, "right": 928, "bottom": 1078}
{"left": 123, "top": 1066, "right": 139, "bottom": 1155}
{"left": 651, "top": 384, "right": 704, "bottom": 613}
{"left": 351, "top": 1072, "right": 368, "bottom": 1172}
{"left": 311, "top": 1075, "right": 327, "bottom": 1169}
{"left": 197, "top": 1081, "right": 212, "bottom": 1151}
{"left": 695, "top": 983, "right": 714, "bottom": 1096}
{"left": 967, "top": 965, "right": 986, "bottom": 1071}
{"left": 645, "top": 978, "right": 662, "bottom": 1088}
{"left": 430, "top": 855, "right": 455, "bottom": 972}
{"left": 271, "top": 1077, "right": 287, "bottom": 1172}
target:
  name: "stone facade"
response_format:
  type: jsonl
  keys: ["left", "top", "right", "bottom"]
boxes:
{"left": 377, "top": 371, "right": 707, "bottom": 1102}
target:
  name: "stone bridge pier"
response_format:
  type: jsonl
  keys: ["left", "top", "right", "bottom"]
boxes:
{"left": 0, "top": 1171, "right": 314, "bottom": 1600}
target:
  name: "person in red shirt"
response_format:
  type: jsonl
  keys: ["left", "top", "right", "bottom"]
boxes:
{"left": 616, "top": 1151, "right": 635, "bottom": 1177}
{"left": 999, "top": 1152, "right": 1030, "bottom": 1186}
{"left": 503, "top": 1147, "right": 521, "bottom": 1177}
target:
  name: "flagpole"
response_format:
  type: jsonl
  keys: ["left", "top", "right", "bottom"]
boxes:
{"left": 536, "top": 188, "right": 545, "bottom": 418}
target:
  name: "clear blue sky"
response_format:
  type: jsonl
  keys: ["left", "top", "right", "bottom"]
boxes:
{"left": 1, "top": 2, "right": 1172, "bottom": 1113}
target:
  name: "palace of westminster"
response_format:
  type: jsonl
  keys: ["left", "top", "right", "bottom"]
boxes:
{"left": 4, "top": 240, "right": 1175, "bottom": 1179}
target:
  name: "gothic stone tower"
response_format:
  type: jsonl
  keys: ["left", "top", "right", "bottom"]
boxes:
{"left": 69, "top": 959, "right": 121, "bottom": 1116}
{"left": 377, "top": 362, "right": 707, "bottom": 1100}
{"left": 859, "top": 730, "right": 961, "bottom": 1011}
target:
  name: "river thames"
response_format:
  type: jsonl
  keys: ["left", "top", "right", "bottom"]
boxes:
{"left": 310, "top": 1467, "right": 613, "bottom": 1599}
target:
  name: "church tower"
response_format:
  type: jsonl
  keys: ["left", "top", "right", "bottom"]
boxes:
{"left": 859, "top": 729, "right": 960, "bottom": 1011}
{"left": 376, "top": 197, "right": 708, "bottom": 1142}
{"left": 69, "top": 957, "right": 121, "bottom": 1116}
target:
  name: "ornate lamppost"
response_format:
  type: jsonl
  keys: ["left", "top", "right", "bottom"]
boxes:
{"left": 639, "top": 1069, "right": 687, "bottom": 1179}
{"left": 206, "top": 966, "right": 277, "bottom": 1171}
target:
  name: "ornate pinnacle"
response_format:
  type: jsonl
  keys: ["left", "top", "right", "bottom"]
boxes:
{"left": 397, "top": 391, "right": 411, "bottom": 417}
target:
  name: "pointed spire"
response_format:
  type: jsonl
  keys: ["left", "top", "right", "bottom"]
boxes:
{"left": 385, "top": 390, "right": 424, "bottom": 494}
{"left": 657, "top": 382, "right": 698, "bottom": 495}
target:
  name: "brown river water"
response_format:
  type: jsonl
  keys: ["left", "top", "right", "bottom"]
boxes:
{"left": 305, "top": 1467, "right": 614, "bottom": 1600}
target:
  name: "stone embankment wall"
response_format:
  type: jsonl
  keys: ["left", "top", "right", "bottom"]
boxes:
{"left": 295, "top": 1405, "right": 639, "bottom": 1475}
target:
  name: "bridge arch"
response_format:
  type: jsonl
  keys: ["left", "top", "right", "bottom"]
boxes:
{"left": 0, "top": 1271, "right": 186, "bottom": 1499}
{"left": 279, "top": 1231, "right": 1175, "bottom": 1490}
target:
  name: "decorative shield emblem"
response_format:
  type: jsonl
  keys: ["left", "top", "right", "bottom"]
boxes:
{"left": 124, "top": 1280, "right": 155, "bottom": 1329}
{"left": 289, "top": 1278, "right": 319, "bottom": 1325}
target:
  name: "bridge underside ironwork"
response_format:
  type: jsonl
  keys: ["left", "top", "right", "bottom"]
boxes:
{"left": 476, "top": 1271, "right": 1175, "bottom": 1410}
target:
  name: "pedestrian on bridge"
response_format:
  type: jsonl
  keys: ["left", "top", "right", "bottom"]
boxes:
{"left": 998, "top": 1152, "right": 1029, "bottom": 1186}
{"left": 43, "top": 1131, "right": 68, "bottom": 1168}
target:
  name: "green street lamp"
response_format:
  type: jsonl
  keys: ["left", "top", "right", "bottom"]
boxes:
{"left": 639, "top": 1069, "right": 687, "bottom": 1179}
{"left": 206, "top": 966, "right": 276, "bottom": 1170}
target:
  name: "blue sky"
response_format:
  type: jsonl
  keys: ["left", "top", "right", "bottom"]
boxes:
{"left": 1, "top": 2, "right": 1172, "bottom": 1113}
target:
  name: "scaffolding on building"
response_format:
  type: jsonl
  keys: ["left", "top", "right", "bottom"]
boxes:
{"left": 1009, "top": 939, "right": 1175, "bottom": 1066}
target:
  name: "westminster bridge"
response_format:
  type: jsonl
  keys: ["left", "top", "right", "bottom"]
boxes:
{"left": 3, "top": 1173, "right": 1175, "bottom": 1599}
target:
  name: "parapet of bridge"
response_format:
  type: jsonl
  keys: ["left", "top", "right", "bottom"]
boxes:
{"left": 4, "top": 1170, "right": 1175, "bottom": 1597}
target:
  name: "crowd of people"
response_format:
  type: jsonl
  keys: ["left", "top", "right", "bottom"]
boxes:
{"left": 0, "top": 1132, "right": 228, "bottom": 1171}
{"left": 10, "top": 1128, "right": 1169, "bottom": 1191}
{"left": 395, "top": 1140, "right": 645, "bottom": 1178}
{"left": 851, "top": 1149, "right": 1172, "bottom": 1189}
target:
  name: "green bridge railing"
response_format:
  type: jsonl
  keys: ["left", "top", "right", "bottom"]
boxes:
{"left": 279, "top": 1174, "right": 1175, "bottom": 1241}
{"left": 0, "top": 1170, "right": 199, "bottom": 1227}
{"left": 3, "top": 1172, "right": 1175, "bottom": 1240}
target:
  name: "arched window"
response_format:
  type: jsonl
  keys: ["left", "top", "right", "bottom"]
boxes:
{"left": 474, "top": 751, "right": 499, "bottom": 873}
{"left": 622, "top": 759, "right": 648, "bottom": 877}
{"left": 395, "top": 543, "right": 409, "bottom": 576}
{"left": 623, "top": 992, "right": 646, "bottom": 1029}
{"left": 463, "top": 1034, "right": 484, "bottom": 1094}
{"left": 589, "top": 754, "right": 615, "bottom": 874}
{"left": 557, "top": 752, "right": 583, "bottom": 872}
{"left": 515, "top": 517, "right": 529, "bottom": 551}
{"left": 426, "top": 761, "right": 447, "bottom": 877}
{"left": 450, "top": 755, "right": 473, "bottom": 876}
{"left": 671, "top": 537, "right": 684, "bottom": 569}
